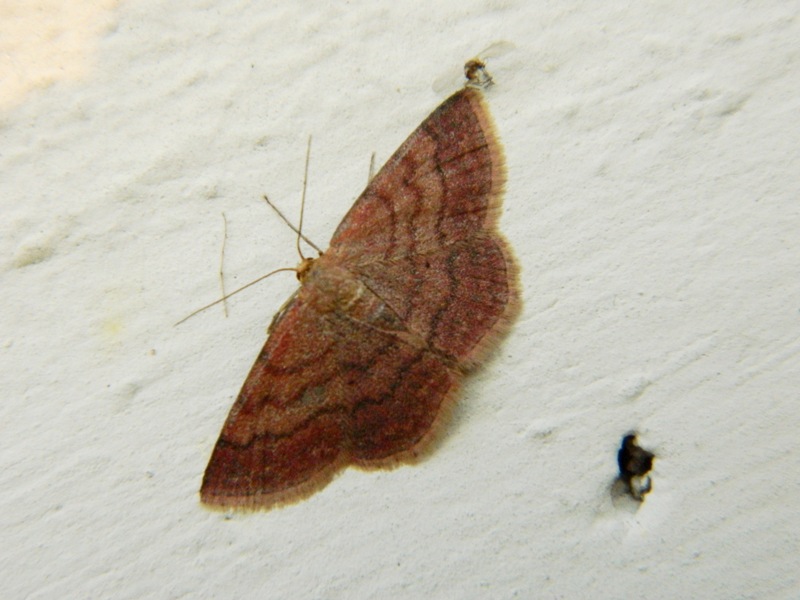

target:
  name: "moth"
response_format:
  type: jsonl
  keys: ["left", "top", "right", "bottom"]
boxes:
{"left": 201, "top": 74, "right": 519, "bottom": 510}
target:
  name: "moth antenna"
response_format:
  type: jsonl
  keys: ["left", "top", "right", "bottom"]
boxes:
{"left": 262, "top": 195, "right": 322, "bottom": 254}
{"left": 180, "top": 139, "right": 326, "bottom": 328}
{"left": 219, "top": 212, "right": 229, "bottom": 318}
{"left": 175, "top": 267, "right": 298, "bottom": 327}
{"left": 296, "top": 135, "right": 313, "bottom": 260}
{"left": 368, "top": 151, "right": 377, "bottom": 183}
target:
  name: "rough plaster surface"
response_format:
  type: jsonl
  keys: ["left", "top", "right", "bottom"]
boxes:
{"left": 1, "top": 2, "right": 798, "bottom": 598}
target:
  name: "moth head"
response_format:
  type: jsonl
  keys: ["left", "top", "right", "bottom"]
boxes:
{"left": 296, "top": 256, "right": 317, "bottom": 282}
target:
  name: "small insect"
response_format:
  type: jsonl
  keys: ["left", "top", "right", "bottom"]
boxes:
{"left": 464, "top": 59, "right": 493, "bottom": 88}
{"left": 432, "top": 41, "right": 515, "bottom": 95}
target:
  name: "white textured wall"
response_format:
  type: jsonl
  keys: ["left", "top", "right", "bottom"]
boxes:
{"left": 2, "top": 2, "right": 798, "bottom": 598}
